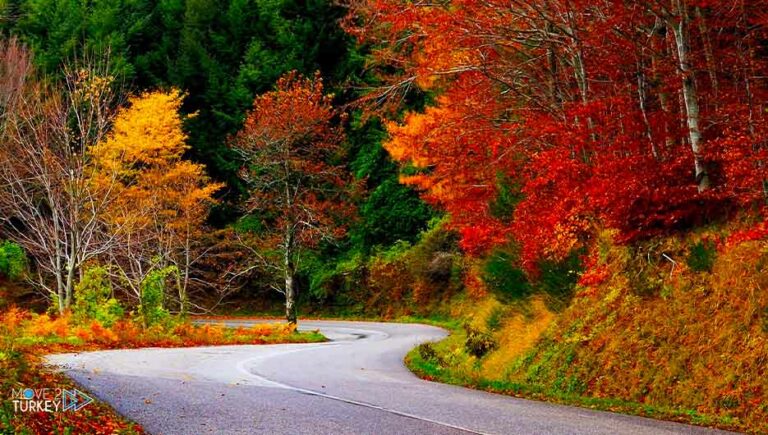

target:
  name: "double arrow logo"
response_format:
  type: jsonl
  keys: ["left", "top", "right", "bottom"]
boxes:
{"left": 61, "top": 389, "right": 94, "bottom": 412}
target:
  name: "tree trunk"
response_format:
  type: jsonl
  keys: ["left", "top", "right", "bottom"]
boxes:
{"left": 636, "top": 58, "right": 657, "bottom": 159}
{"left": 176, "top": 269, "right": 188, "bottom": 317}
{"left": 284, "top": 268, "right": 297, "bottom": 325}
{"left": 670, "top": 1, "right": 709, "bottom": 192}
{"left": 283, "top": 228, "right": 297, "bottom": 325}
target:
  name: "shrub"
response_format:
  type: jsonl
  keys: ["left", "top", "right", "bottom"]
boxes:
{"left": 73, "top": 266, "right": 123, "bottom": 327}
{"left": 26, "top": 313, "right": 69, "bottom": 338}
{"left": 112, "top": 319, "right": 142, "bottom": 345}
{"left": 426, "top": 252, "right": 455, "bottom": 284}
{"left": 87, "top": 320, "right": 118, "bottom": 343}
{"left": 535, "top": 249, "right": 583, "bottom": 310}
{"left": 463, "top": 323, "right": 497, "bottom": 358}
{"left": 368, "top": 255, "right": 410, "bottom": 302}
{"left": 483, "top": 250, "right": 530, "bottom": 301}
{"left": 417, "top": 342, "right": 446, "bottom": 366}
{"left": 0, "top": 241, "right": 26, "bottom": 280}
{"left": 140, "top": 267, "right": 174, "bottom": 327}
{"left": 687, "top": 240, "right": 717, "bottom": 272}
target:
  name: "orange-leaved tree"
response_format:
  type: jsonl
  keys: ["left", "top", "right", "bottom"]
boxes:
{"left": 230, "top": 72, "right": 353, "bottom": 324}
{"left": 89, "top": 90, "right": 222, "bottom": 314}
{"left": 346, "top": 0, "right": 768, "bottom": 271}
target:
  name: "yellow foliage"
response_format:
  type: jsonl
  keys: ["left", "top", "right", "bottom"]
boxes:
{"left": 88, "top": 90, "right": 222, "bottom": 264}
{"left": 481, "top": 298, "right": 555, "bottom": 379}
{"left": 505, "top": 230, "right": 768, "bottom": 431}
{"left": 92, "top": 91, "right": 187, "bottom": 173}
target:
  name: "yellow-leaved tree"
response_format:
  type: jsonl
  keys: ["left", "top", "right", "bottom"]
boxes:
{"left": 90, "top": 90, "right": 222, "bottom": 314}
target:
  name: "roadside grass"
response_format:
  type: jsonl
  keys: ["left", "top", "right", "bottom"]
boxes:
{"left": 0, "top": 308, "right": 325, "bottom": 434}
{"left": 391, "top": 228, "right": 768, "bottom": 435}
{"left": 404, "top": 328, "right": 742, "bottom": 433}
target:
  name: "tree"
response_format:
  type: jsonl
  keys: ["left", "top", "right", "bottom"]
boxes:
{"left": 231, "top": 72, "right": 353, "bottom": 324}
{"left": 89, "top": 90, "right": 222, "bottom": 314}
{"left": 7, "top": 0, "right": 356, "bottom": 201}
{"left": 345, "top": 0, "right": 768, "bottom": 269}
{"left": 0, "top": 38, "right": 120, "bottom": 313}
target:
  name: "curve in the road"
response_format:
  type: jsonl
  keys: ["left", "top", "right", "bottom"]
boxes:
{"left": 46, "top": 320, "right": 732, "bottom": 435}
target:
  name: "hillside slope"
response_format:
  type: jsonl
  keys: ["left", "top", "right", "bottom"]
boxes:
{"left": 406, "top": 230, "right": 768, "bottom": 433}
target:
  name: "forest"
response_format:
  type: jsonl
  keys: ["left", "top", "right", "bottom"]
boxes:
{"left": 1, "top": 0, "right": 768, "bottom": 433}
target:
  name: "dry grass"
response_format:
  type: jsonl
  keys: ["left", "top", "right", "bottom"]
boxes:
{"left": 407, "top": 227, "right": 768, "bottom": 433}
{"left": 504, "top": 229, "right": 768, "bottom": 431}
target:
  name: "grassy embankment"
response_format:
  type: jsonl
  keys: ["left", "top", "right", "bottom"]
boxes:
{"left": 404, "top": 228, "right": 768, "bottom": 434}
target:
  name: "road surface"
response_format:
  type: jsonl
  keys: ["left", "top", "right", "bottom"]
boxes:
{"left": 46, "top": 320, "right": 730, "bottom": 435}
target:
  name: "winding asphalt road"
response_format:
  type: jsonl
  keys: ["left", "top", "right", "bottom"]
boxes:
{"left": 46, "top": 320, "right": 730, "bottom": 435}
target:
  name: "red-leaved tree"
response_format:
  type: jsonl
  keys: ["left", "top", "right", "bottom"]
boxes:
{"left": 230, "top": 72, "right": 353, "bottom": 323}
{"left": 345, "top": 0, "right": 768, "bottom": 270}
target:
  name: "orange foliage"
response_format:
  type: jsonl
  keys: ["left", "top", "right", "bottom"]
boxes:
{"left": 27, "top": 313, "right": 70, "bottom": 338}
{"left": 507, "top": 232, "right": 768, "bottom": 431}
{"left": 0, "top": 306, "right": 27, "bottom": 333}
{"left": 231, "top": 72, "right": 353, "bottom": 249}
{"left": 89, "top": 90, "right": 222, "bottom": 296}
{"left": 88, "top": 320, "right": 118, "bottom": 344}
{"left": 463, "top": 259, "right": 489, "bottom": 299}
{"left": 348, "top": 0, "right": 768, "bottom": 272}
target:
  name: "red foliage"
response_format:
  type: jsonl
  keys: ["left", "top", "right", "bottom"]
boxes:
{"left": 231, "top": 71, "right": 354, "bottom": 249}
{"left": 347, "top": 0, "right": 768, "bottom": 269}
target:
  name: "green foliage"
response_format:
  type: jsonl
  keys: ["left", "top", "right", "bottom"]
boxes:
{"left": 486, "top": 306, "right": 504, "bottom": 331}
{"left": 73, "top": 266, "right": 124, "bottom": 327}
{"left": 417, "top": 342, "right": 446, "bottom": 367}
{"left": 233, "top": 214, "right": 264, "bottom": 234}
{"left": 535, "top": 249, "right": 584, "bottom": 310}
{"left": 489, "top": 173, "right": 522, "bottom": 222}
{"left": 481, "top": 245, "right": 582, "bottom": 309}
{"left": 0, "top": 241, "right": 26, "bottom": 280}
{"left": 686, "top": 240, "right": 716, "bottom": 272}
{"left": 300, "top": 217, "right": 458, "bottom": 316}
{"left": 483, "top": 250, "right": 530, "bottom": 301}
{"left": 304, "top": 251, "right": 365, "bottom": 303}
{"left": 353, "top": 178, "right": 434, "bottom": 252}
{"left": 347, "top": 115, "right": 434, "bottom": 252}
{"left": 139, "top": 266, "right": 175, "bottom": 326}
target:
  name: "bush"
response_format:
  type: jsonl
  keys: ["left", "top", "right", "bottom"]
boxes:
{"left": 483, "top": 250, "right": 530, "bottom": 301}
{"left": 687, "top": 240, "right": 717, "bottom": 272}
{"left": 417, "top": 342, "right": 447, "bottom": 367}
{"left": 463, "top": 323, "right": 497, "bottom": 358}
{"left": 73, "top": 266, "right": 123, "bottom": 327}
{"left": 140, "top": 267, "right": 174, "bottom": 326}
{"left": 535, "top": 249, "right": 583, "bottom": 310}
{"left": 426, "top": 252, "right": 455, "bottom": 284}
{"left": 0, "top": 241, "right": 26, "bottom": 280}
